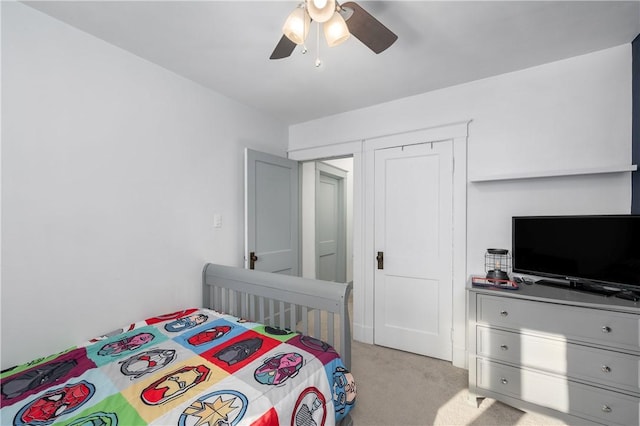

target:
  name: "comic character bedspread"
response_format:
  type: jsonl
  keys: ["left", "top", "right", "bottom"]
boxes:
{"left": 0, "top": 308, "right": 356, "bottom": 425}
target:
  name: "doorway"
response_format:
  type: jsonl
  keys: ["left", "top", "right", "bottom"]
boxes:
{"left": 301, "top": 158, "right": 353, "bottom": 283}
{"left": 288, "top": 121, "right": 469, "bottom": 367}
{"left": 245, "top": 149, "right": 353, "bottom": 282}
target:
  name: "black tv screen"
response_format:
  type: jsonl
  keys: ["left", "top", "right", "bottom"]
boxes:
{"left": 512, "top": 215, "right": 640, "bottom": 290}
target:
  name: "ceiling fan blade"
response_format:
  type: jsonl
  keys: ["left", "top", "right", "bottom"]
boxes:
{"left": 270, "top": 35, "right": 297, "bottom": 60}
{"left": 341, "top": 1, "right": 397, "bottom": 54}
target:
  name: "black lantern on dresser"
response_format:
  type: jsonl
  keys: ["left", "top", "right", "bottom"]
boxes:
{"left": 485, "top": 248, "right": 511, "bottom": 282}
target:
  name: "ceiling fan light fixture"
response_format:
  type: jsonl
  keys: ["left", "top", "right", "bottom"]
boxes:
{"left": 324, "top": 12, "right": 350, "bottom": 47}
{"left": 270, "top": 1, "right": 398, "bottom": 61}
{"left": 306, "top": 0, "right": 336, "bottom": 23}
{"left": 282, "top": 6, "right": 310, "bottom": 44}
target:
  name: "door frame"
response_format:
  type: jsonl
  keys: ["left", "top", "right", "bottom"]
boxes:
{"left": 288, "top": 121, "right": 469, "bottom": 368}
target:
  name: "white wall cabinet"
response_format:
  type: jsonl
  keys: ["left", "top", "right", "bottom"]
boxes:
{"left": 468, "top": 285, "right": 640, "bottom": 425}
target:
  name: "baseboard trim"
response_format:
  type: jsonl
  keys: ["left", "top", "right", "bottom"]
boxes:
{"left": 353, "top": 322, "right": 374, "bottom": 344}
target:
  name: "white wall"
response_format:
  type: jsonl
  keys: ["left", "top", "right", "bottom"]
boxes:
{"left": 1, "top": 3, "right": 287, "bottom": 369}
{"left": 288, "top": 44, "right": 634, "bottom": 365}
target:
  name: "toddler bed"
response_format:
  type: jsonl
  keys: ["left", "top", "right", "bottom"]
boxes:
{"left": 1, "top": 263, "right": 355, "bottom": 425}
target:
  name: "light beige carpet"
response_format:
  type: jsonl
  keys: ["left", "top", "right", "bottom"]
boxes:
{"left": 347, "top": 340, "right": 568, "bottom": 426}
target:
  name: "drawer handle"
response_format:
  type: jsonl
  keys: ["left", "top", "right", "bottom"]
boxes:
{"left": 601, "top": 405, "right": 612, "bottom": 413}
{"left": 500, "top": 310, "right": 508, "bottom": 317}
{"left": 500, "top": 344, "right": 508, "bottom": 351}
{"left": 601, "top": 365, "right": 611, "bottom": 373}
{"left": 601, "top": 326, "right": 611, "bottom": 333}
{"left": 500, "top": 378, "right": 508, "bottom": 385}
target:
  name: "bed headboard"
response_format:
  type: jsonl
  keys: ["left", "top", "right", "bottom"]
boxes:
{"left": 202, "top": 263, "right": 352, "bottom": 369}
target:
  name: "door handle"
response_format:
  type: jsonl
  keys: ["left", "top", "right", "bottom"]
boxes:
{"left": 376, "top": 251, "right": 384, "bottom": 269}
{"left": 249, "top": 251, "right": 258, "bottom": 270}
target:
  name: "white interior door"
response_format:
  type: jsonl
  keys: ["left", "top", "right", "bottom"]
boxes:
{"left": 316, "top": 162, "right": 347, "bottom": 282}
{"left": 374, "top": 141, "right": 454, "bottom": 360}
{"left": 245, "top": 149, "right": 299, "bottom": 275}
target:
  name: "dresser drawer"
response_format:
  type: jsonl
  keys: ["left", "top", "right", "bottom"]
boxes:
{"left": 477, "top": 326, "right": 640, "bottom": 393}
{"left": 476, "top": 359, "right": 640, "bottom": 426}
{"left": 477, "top": 294, "right": 640, "bottom": 350}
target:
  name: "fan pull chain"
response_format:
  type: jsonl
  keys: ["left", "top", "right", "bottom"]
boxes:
{"left": 315, "top": 21, "right": 322, "bottom": 67}
{"left": 301, "top": 4, "right": 308, "bottom": 54}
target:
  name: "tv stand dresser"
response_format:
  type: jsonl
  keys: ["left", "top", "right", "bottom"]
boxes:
{"left": 468, "top": 284, "right": 640, "bottom": 425}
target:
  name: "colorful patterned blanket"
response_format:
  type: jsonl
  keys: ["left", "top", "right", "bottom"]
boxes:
{"left": 0, "top": 308, "right": 356, "bottom": 425}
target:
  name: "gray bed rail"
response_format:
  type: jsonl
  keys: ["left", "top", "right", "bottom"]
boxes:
{"left": 202, "top": 263, "right": 352, "bottom": 369}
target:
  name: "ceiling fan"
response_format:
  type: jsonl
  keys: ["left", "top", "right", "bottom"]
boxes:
{"left": 270, "top": 0, "right": 398, "bottom": 60}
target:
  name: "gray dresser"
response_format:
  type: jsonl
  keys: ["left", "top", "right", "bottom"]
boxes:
{"left": 468, "top": 284, "right": 640, "bottom": 425}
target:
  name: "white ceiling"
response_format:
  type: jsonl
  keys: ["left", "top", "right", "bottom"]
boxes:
{"left": 24, "top": 1, "right": 640, "bottom": 125}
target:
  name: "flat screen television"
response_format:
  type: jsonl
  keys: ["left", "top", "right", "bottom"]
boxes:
{"left": 512, "top": 215, "right": 640, "bottom": 295}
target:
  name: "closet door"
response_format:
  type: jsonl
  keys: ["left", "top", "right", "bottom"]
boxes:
{"left": 374, "top": 141, "right": 454, "bottom": 360}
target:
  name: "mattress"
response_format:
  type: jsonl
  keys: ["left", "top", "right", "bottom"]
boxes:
{"left": 0, "top": 307, "right": 356, "bottom": 425}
